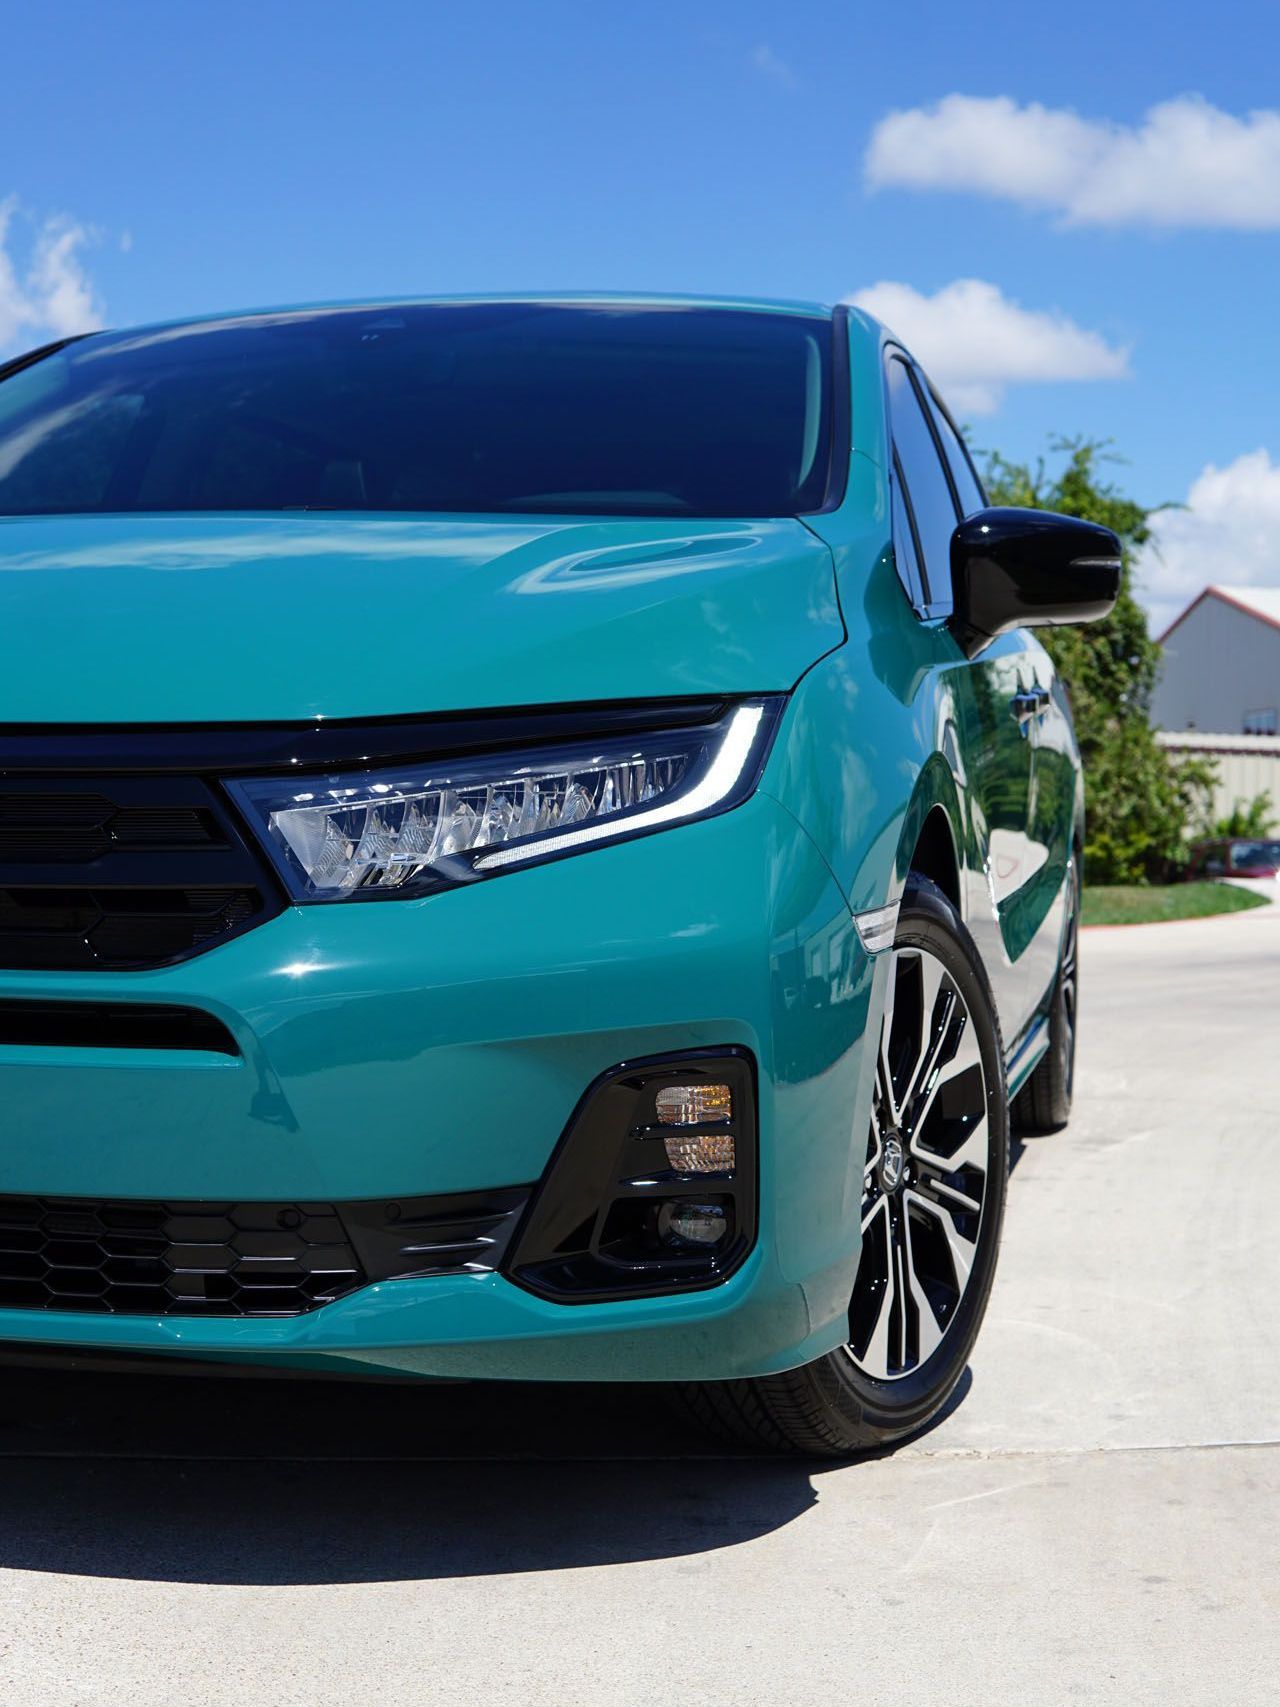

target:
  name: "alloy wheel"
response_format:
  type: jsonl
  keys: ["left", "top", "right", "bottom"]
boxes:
{"left": 847, "top": 946, "right": 990, "bottom": 1381}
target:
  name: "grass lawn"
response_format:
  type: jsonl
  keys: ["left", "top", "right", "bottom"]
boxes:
{"left": 1082, "top": 881, "right": 1273, "bottom": 926}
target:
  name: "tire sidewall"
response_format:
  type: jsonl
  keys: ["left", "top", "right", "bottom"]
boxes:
{"left": 827, "top": 876, "right": 1009, "bottom": 1437}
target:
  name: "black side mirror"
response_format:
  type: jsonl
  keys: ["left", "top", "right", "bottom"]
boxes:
{"left": 949, "top": 506, "right": 1122, "bottom": 659}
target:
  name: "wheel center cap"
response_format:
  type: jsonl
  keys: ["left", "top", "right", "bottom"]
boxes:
{"left": 879, "top": 1134, "right": 905, "bottom": 1193}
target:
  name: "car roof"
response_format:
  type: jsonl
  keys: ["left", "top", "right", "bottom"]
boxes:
{"left": 75, "top": 292, "right": 841, "bottom": 346}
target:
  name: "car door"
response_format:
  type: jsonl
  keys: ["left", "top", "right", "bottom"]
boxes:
{"left": 1014, "top": 638, "right": 1077, "bottom": 1007}
{"left": 1203, "top": 842, "right": 1227, "bottom": 877}
{"left": 924, "top": 383, "right": 1076, "bottom": 1013}
{"left": 884, "top": 352, "right": 1039, "bottom": 1038}
{"left": 927, "top": 370, "right": 1071, "bottom": 1024}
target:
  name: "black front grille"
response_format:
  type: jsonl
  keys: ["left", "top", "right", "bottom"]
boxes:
{"left": 0, "top": 792, "right": 219, "bottom": 862}
{"left": 0, "top": 776, "right": 282, "bottom": 970}
{"left": 0, "top": 1186, "right": 532, "bottom": 1318}
{"left": 0, "top": 885, "right": 261, "bottom": 969}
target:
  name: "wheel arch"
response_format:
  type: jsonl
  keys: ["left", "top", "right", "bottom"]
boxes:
{"left": 895, "top": 758, "right": 965, "bottom": 917}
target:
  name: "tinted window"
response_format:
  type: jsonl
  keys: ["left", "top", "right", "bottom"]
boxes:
{"left": 0, "top": 305, "right": 835, "bottom": 519}
{"left": 925, "top": 390, "right": 985, "bottom": 516}
{"left": 890, "top": 458, "right": 924, "bottom": 608}
{"left": 886, "top": 356, "right": 959, "bottom": 604}
{"left": 1231, "top": 839, "right": 1280, "bottom": 871}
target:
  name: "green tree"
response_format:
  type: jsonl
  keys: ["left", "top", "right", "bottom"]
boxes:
{"left": 982, "top": 439, "right": 1214, "bottom": 884}
{"left": 1209, "top": 793, "right": 1276, "bottom": 839}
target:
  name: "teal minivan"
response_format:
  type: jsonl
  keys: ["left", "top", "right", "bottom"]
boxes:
{"left": 0, "top": 298, "right": 1118, "bottom": 1455}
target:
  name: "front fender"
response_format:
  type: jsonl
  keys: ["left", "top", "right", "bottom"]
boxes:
{"left": 759, "top": 541, "right": 967, "bottom": 920}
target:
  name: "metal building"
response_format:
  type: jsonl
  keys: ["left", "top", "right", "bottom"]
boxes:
{"left": 1155, "top": 730, "right": 1280, "bottom": 825}
{"left": 1152, "top": 585, "right": 1280, "bottom": 735}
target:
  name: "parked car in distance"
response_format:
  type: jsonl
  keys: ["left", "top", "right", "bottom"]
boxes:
{"left": 0, "top": 297, "right": 1120, "bottom": 1455}
{"left": 1188, "top": 838, "right": 1280, "bottom": 880}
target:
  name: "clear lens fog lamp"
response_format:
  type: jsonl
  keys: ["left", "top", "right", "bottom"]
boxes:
{"left": 656, "top": 1083, "right": 732, "bottom": 1126}
{"left": 656, "top": 1082, "right": 735, "bottom": 1174}
{"left": 657, "top": 1201, "right": 728, "bottom": 1248}
{"left": 662, "top": 1133, "right": 736, "bottom": 1173}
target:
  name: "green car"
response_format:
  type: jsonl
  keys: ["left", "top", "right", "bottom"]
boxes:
{"left": 0, "top": 297, "right": 1118, "bottom": 1455}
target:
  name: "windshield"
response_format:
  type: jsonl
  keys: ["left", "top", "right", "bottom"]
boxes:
{"left": 0, "top": 303, "right": 836, "bottom": 520}
{"left": 1229, "top": 840, "right": 1280, "bottom": 871}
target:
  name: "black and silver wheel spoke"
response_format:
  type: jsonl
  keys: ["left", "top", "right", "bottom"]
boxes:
{"left": 905, "top": 1188, "right": 977, "bottom": 1294}
{"left": 876, "top": 951, "right": 903, "bottom": 1127}
{"left": 848, "top": 944, "right": 989, "bottom": 1383}
{"left": 903, "top": 1206, "right": 946, "bottom": 1365}
{"left": 899, "top": 951, "right": 955, "bottom": 1113}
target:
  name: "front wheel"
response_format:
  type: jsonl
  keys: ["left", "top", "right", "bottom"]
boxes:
{"left": 679, "top": 875, "right": 1009, "bottom": 1457}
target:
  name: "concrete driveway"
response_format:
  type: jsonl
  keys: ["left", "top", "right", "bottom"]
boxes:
{"left": 1, "top": 905, "right": 1277, "bottom": 1705}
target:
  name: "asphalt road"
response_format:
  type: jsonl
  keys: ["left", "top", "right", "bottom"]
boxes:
{"left": 1, "top": 904, "right": 1277, "bottom": 1705}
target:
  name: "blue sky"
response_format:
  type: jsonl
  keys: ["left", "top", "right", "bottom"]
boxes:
{"left": 3, "top": 0, "right": 1279, "bottom": 629}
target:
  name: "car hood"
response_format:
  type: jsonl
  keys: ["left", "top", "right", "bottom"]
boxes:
{"left": 0, "top": 513, "right": 842, "bottom": 723}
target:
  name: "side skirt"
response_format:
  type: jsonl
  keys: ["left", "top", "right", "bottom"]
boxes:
{"left": 1005, "top": 1013, "right": 1051, "bottom": 1100}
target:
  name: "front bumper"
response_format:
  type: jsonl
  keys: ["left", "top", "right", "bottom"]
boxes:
{"left": 0, "top": 793, "right": 877, "bottom": 1379}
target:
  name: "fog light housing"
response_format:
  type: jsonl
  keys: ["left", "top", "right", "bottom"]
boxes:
{"left": 656, "top": 1083, "right": 732, "bottom": 1126}
{"left": 658, "top": 1201, "right": 728, "bottom": 1248}
{"left": 663, "top": 1132, "right": 736, "bottom": 1174}
{"left": 505, "top": 1048, "right": 756, "bottom": 1302}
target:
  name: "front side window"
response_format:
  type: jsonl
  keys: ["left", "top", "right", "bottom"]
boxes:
{"left": 925, "top": 389, "right": 986, "bottom": 517}
{"left": 890, "top": 455, "right": 925, "bottom": 609}
{"left": 0, "top": 304, "right": 836, "bottom": 520}
{"left": 886, "top": 354, "right": 959, "bottom": 608}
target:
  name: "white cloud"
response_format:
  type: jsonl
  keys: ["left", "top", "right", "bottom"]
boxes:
{"left": 845, "top": 277, "right": 1130, "bottom": 414}
{"left": 0, "top": 198, "right": 105, "bottom": 356}
{"left": 1138, "top": 449, "right": 1280, "bottom": 635}
{"left": 750, "top": 44, "right": 797, "bottom": 91}
{"left": 865, "top": 94, "right": 1280, "bottom": 229}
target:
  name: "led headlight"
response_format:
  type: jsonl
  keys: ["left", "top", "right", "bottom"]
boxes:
{"left": 228, "top": 699, "right": 781, "bottom": 901}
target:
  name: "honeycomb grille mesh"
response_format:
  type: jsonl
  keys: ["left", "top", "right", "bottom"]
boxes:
{"left": 0, "top": 1196, "right": 365, "bottom": 1317}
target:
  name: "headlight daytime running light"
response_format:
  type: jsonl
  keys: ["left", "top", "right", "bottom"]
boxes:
{"left": 229, "top": 699, "right": 780, "bottom": 902}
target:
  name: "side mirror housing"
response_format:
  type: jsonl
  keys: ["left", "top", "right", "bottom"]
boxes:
{"left": 949, "top": 507, "right": 1122, "bottom": 659}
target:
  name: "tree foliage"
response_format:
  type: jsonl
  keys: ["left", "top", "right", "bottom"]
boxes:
{"left": 1208, "top": 793, "right": 1276, "bottom": 839}
{"left": 982, "top": 439, "right": 1214, "bottom": 884}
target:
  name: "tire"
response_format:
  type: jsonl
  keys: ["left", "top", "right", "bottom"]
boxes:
{"left": 678, "top": 874, "right": 1009, "bottom": 1458}
{"left": 1013, "top": 858, "right": 1079, "bottom": 1136}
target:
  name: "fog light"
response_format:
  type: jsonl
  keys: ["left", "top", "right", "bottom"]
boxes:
{"left": 505, "top": 1047, "right": 755, "bottom": 1302}
{"left": 655, "top": 1083, "right": 732, "bottom": 1126}
{"left": 663, "top": 1132, "right": 736, "bottom": 1174}
{"left": 658, "top": 1201, "right": 728, "bottom": 1247}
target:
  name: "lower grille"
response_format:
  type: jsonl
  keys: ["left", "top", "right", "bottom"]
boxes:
{"left": 0, "top": 1197, "right": 364, "bottom": 1317}
{"left": 0, "top": 999, "right": 240, "bottom": 1055}
{"left": 0, "top": 1186, "right": 532, "bottom": 1318}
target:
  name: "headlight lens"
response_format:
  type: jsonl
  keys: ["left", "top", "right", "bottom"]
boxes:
{"left": 229, "top": 699, "right": 780, "bottom": 901}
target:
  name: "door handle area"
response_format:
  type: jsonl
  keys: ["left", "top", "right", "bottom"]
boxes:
{"left": 1010, "top": 687, "right": 1051, "bottom": 727}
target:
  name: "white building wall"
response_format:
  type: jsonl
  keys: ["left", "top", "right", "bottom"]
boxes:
{"left": 1152, "top": 596, "right": 1280, "bottom": 733}
{"left": 1156, "top": 732, "right": 1280, "bottom": 826}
